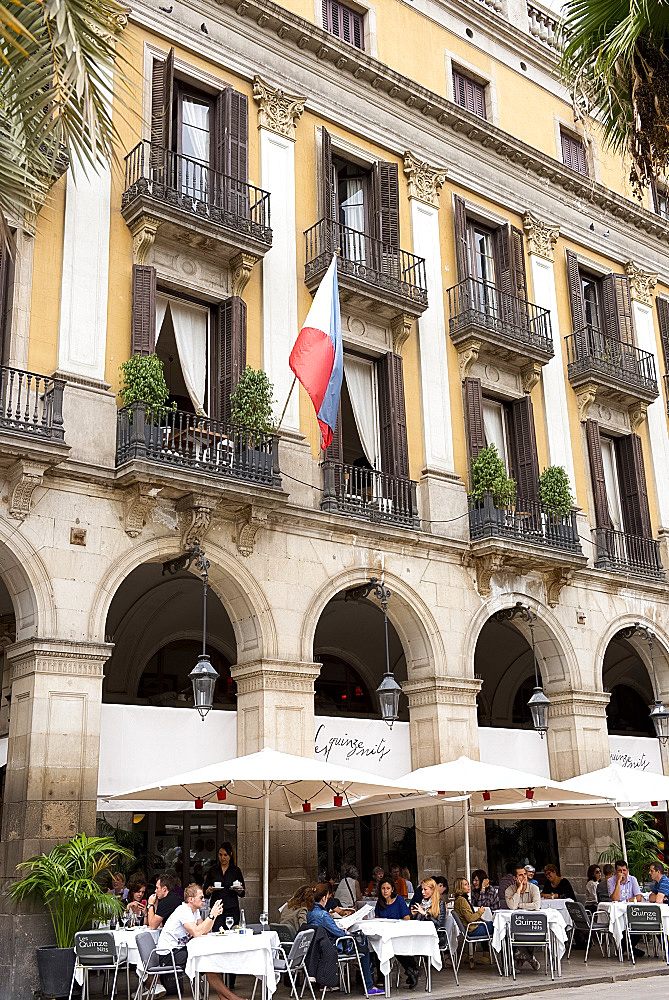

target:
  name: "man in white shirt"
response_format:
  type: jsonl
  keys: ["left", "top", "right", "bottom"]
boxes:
{"left": 157, "top": 883, "right": 243, "bottom": 1000}
{"left": 608, "top": 861, "right": 642, "bottom": 903}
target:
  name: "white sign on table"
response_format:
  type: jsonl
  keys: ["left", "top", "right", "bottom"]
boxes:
{"left": 186, "top": 930, "right": 280, "bottom": 1000}
{"left": 599, "top": 901, "right": 669, "bottom": 952}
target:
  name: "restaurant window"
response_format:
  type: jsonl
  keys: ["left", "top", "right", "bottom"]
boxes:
{"left": 452, "top": 69, "right": 486, "bottom": 119}
{"left": 127, "top": 811, "right": 237, "bottom": 886}
{"left": 322, "top": 0, "right": 364, "bottom": 49}
{"left": 137, "top": 639, "right": 236, "bottom": 710}
{"left": 560, "top": 128, "right": 588, "bottom": 176}
{"left": 314, "top": 654, "right": 375, "bottom": 716}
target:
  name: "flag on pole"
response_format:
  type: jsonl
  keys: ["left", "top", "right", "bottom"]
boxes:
{"left": 289, "top": 256, "right": 343, "bottom": 449}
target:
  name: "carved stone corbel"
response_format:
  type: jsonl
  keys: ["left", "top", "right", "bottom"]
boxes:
{"left": 522, "top": 212, "right": 559, "bottom": 262}
{"left": 252, "top": 76, "right": 306, "bottom": 140}
{"left": 236, "top": 505, "right": 268, "bottom": 556}
{"left": 391, "top": 314, "right": 413, "bottom": 356}
{"left": 575, "top": 382, "right": 598, "bottom": 422}
{"left": 456, "top": 339, "right": 481, "bottom": 381}
{"left": 129, "top": 215, "right": 162, "bottom": 265}
{"left": 521, "top": 361, "right": 542, "bottom": 394}
{"left": 469, "top": 552, "right": 505, "bottom": 597}
{"left": 625, "top": 261, "right": 657, "bottom": 306}
{"left": 544, "top": 568, "right": 573, "bottom": 607}
{"left": 124, "top": 484, "right": 160, "bottom": 537}
{"left": 176, "top": 494, "right": 219, "bottom": 549}
{"left": 231, "top": 252, "right": 259, "bottom": 298}
{"left": 6, "top": 460, "right": 47, "bottom": 520}
{"left": 628, "top": 401, "right": 648, "bottom": 433}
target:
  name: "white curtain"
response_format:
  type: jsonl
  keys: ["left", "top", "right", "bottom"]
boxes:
{"left": 345, "top": 356, "right": 378, "bottom": 468}
{"left": 155, "top": 294, "right": 169, "bottom": 347}
{"left": 341, "top": 179, "right": 365, "bottom": 262}
{"left": 601, "top": 437, "right": 623, "bottom": 530}
{"left": 482, "top": 399, "right": 508, "bottom": 470}
{"left": 182, "top": 98, "right": 210, "bottom": 163}
{"left": 168, "top": 299, "right": 208, "bottom": 414}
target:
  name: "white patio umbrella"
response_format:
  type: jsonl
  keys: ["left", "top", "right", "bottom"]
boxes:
{"left": 107, "top": 747, "right": 418, "bottom": 911}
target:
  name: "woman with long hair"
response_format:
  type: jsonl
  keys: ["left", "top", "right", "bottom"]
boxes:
{"left": 410, "top": 877, "right": 445, "bottom": 928}
{"left": 470, "top": 869, "right": 499, "bottom": 911}
{"left": 281, "top": 885, "right": 314, "bottom": 935}
{"left": 375, "top": 877, "right": 418, "bottom": 988}
{"left": 203, "top": 842, "right": 246, "bottom": 932}
{"left": 584, "top": 864, "right": 602, "bottom": 911}
{"left": 453, "top": 876, "right": 493, "bottom": 967}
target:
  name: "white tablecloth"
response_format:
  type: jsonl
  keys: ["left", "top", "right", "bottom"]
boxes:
{"left": 185, "top": 931, "right": 280, "bottom": 995}
{"left": 353, "top": 918, "right": 441, "bottom": 976}
{"left": 74, "top": 927, "right": 158, "bottom": 984}
{"left": 541, "top": 899, "right": 573, "bottom": 929}
{"left": 492, "top": 908, "right": 568, "bottom": 969}
{"left": 599, "top": 901, "right": 669, "bottom": 947}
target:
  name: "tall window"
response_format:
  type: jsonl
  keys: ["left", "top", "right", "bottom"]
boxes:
{"left": 581, "top": 274, "right": 601, "bottom": 334}
{"left": 468, "top": 223, "right": 496, "bottom": 285}
{"left": 560, "top": 129, "right": 588, "bottom": 175}
{"left": 482, "top": 397, "right": 509, "bottom": 470}
{"left": 322, "top": 0, "right": 364, "bottom": 48}
{"left": 652, "top": 182, "right": 669, "bottom": 219}
{"left": 600, "top": 435, "right": 624, "bottom": 531}
{"left": 452, "top": 69, "right": 486, "bottom": 119}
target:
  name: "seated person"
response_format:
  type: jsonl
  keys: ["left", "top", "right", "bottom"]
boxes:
{"left": 649, "top": 862, "right": 669, "bottom": 904}
{"left": 281, "top": 885, "right": 314, "bottom": 936}
{"left": 505, "top": 867, "right": 541, "bottom": 971}
{"left": 307, "top": 882, "right": 383, "bottom": 995}
{"left": 335, "top": 867, "right": 362, "bottom": 909}
{"left": 410, "top": 877, "right": 447, "bottom": 930}
{"left": 410, "top": 875, "right": 448, "bottom": 910}
{"left": 452, "top": 877, "right": 493, "bottom": 965}
{"left": 470, "top": 869, "right": 499, "bottom": 911}
{"left": 366, "top": 867, "right": 384, "bottom": 897}
{"left": 524, "top": 865, "right": 539, "bottom": 886}
{"left": 608, "top": 860, "right": 642, "bottom": 902}
{"left": 434, "top": 875, "right": 449, "bottom": 898}
{"left": 147, "top": 874, "right": 182, "bottom": 930}
{"left": 125, "top": 877, "right": 147, "bottom": 920}
{"left": 584, "top": 865, "right": 602, "bottom": 911}
{"left": 112, "top": 872, "right": 128, "bottom": 901}
{"left": 497, "top": 863, "right": 518, "bottom": 910}
{"left": 376, "top": 877, "right": 418, "bottom": 988}
{"left": 389, "top": 864, "right": 408, "bottom": 899}
{"left": 156, "top": 884, "right": 242, "bottom": 1000}
{"left": 541, "top": 864, "right": 575, "bottom": 899}
{"left": 597, "top": 864, "right": 614, "bottom": 903}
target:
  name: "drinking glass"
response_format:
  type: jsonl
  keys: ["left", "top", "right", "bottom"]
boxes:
{"left": 259, "top": 912, "right": 268, "bottom": 931}
{"left": 225, "top": 916, "right": 234, "bottom": 933}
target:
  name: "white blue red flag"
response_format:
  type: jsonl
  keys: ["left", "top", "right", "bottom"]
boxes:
{"left": 289, "top": 256, "right": 343, "bottom": 449}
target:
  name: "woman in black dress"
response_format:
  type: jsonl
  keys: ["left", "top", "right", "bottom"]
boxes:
{"left": 203, "top": 841, "right": 246, "bottom": 932}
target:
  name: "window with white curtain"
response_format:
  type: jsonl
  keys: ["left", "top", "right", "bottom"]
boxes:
{"left": 155, "top": 292, "right": 210, "bottom": 414}
{"left": 601, "top": 436, "right": 623, "bottom": 531}
{"left": 343, "top": 354, "right": 379, "bottom": 469}
{"left": 482, "top": 398, "right": 509, "bottom": 471}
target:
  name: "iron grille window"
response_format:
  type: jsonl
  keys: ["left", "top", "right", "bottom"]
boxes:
{"left": 452, "top": 69, "right": 486, "bottom": 119}
{"left": 322, "top": 0, "right": 364, "bottom": 49}
{"left": 560, "top": 129, "right": 588, "bottom": 175}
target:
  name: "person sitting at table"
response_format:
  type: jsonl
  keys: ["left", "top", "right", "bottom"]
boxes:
{"left": 410, "top": 878, "right": 447, "bottom": 928}
{"left": 452, "top": 877, "right": 493, "bottom": 967}
{"left": 471, "top": 870, "right": 499, "bottom": 911}
{"left": 649, "top": 862, "right": 669, "bottom": 903}
{"left": 156, "top": 883, "right": 242, "bottom": 1000}
{"left": 147, "top": 873, "right": 182, "bottom": 931}
{"left": 307, "top": 882, "right": 384, "bottom": 995}
{"left": 366, "top": 867, "right": 385, "bottom": 897}
{"left": 435, "top": 875, "right": 449, "bottom": 898}
{"left": 282, "top": 885, "right": 314, "bottom": 936}
{"left": 112, "top": 872, "right": 128, "bottom": 901}
{"left": 376, "top": 877, "right": 419, "bottom": 988}
{"left": 336, "top": 866, "right": 363, "bottom": 909}
{"left": 125, "top": 876, "right": 147, "bottom": 920}
{"left": 597, "top": 864, "right": 614, "bottom": 903}
{"left": 505, "top": 867, "right": 540, "bottom": 971}
{"left": 402, "top": 868, "right": 415, "bottom": 898}
{"left": 389, "top": 864, "right": 408, "bottom": 899}
{"left": 524, "top": 865, "right": 539, "bottom": 886}
{"left": 584, "top": 865, "right": 602, "bottom": 911}
{"left": 541, "top": 864, "right": 575, "bottom": 900}
{"left": 498, "top": 863, "right": 517, "bottom": 909}
{"left": 608, "top": 859, "right": 642, "bottom": 902}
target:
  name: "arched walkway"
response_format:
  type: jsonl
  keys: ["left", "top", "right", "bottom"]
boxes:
{"left": 596, "top": 615, "right": 669, "bottom": 701}
{"left": 0, "top": 525, "right": 55, "bottom": 638}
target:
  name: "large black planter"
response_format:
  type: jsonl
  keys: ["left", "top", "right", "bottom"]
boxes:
{"left": 36, "top": 945, "right": 76, "bottom": 998}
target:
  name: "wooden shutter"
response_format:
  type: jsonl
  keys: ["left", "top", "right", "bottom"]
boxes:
{"left": 508, "top": 395, "right": 540, "bottom": 501}
{"left": 326, "top": 402, "right": 344, "bottom": 464}
{"left": 585, "top": 419, "right": 611, "bottom": 529}
{"left": 561, "top": 130, "right": 588, "bottom": 175}
{"left": 452, "top": 70, "right": 486, "bottom": 119}
{"left": 601, "top": 274, "right": 634, "bottom": 345}
{"left": 656, "top": 297, "right": 669, "bottom": 367}
{"left": 376, "top": 352, "right": 409, "bottom": 478}
{"left": 493, "top": 224, "right": 513, "bottom": 297}
{"left": 151, "top": 48, "right": 174, "bottom": 152}
{"left": 214, "top": 297, "right": 246, "bottom": 422}
{"left": 510, "top": 227, "right": 527, "bottom": 301}
{"left": 324, "top": 0, "right": 364, "bottom": 48}
{"left": 130, "top": 264, "right": 156, "bottom": 356}
{"left": 373, "top": 162, "right": 400, "bottom": 248}
{"left": 321, "top": 127, "right": 335, "bottom": 222}
{"left": 565, "top": 248, "right": 586, "bottom": 331}
{"left": 453, "top": 194, "right": 469, "bottom": 281}
{"left": 463, "top": 377, "right": 485, "bottom": 460}
{"left": 219, "top": 89, "right": 248, "bottom": 181}
{"left": 616, "top": 434, "right": 652, "bottom": 538}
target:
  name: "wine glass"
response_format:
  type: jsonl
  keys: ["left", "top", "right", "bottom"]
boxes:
{"left": 225, "top": 915, "right": 234, "bottom": 933}
{"left": 259, "top": 912, "right": 268, "bottom": 932}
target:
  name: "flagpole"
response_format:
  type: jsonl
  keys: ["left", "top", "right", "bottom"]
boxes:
{"left": 276, "top": 375, "right": 297, "bottom": 434}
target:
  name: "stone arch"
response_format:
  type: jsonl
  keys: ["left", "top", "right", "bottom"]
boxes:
{"left": 88, "top": 535, "right": 276, "bottom": 662}
{"left": 0, "top": 521, "right": 55, "bottom": 638}
{"left": 596, "top": 614, "right": 669, "bottom": 700}
{"left": 300, "top": 568, "right": 444, "bottom": 678}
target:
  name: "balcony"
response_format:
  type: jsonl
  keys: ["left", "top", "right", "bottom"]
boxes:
{"left": 321, "top": 461, "right": 419, "bottom": 528}
{"left": 467, "top": 491, "right": 587, "bottom": 599}
{"left": 122, "top": 142, "right": 272, "bottom": 262}
{"left": 304, "top": 220, "right": 428, "bottom": 320}
{"left": 593, "top": 527, "right": 664, "bottom": 580}
{"left": 565, "top": 328, "right": 659, "bottom": 410}
{"left": 116, "top": 403, "right": 281, "bottom": 490}
{"left": 447, "top": 278, "right": 553, "bottom": 381}
{"left": 0, "top": 366, "right": 69, "bottom": 465}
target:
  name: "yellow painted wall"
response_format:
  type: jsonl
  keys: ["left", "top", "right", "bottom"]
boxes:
{"left": 27, "top": 179, "right": 66, "bottom": 377}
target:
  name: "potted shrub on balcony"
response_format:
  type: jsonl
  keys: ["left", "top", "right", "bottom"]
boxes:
{"left": 230, "top": 366, "right": 276, "bottom": 474}
{"left": 118, "top": 353, "right": 175, "bottom": 450}
{"left": 8, "top": 833, "right": 132, "bottom": 999}
{"left": 539, "top": 465, "right": 575, "bottom": 545}
{"left": 469, "top": 445, "right": 516, "bottom": 533}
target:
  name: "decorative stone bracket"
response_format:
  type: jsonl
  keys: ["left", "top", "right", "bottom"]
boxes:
{"left": 462, "top": 550, "right": 505, "bottom": 597}
{"left": 625, "top": 261, "right": 658, "bottom": 306}
{"left": 575, "top": 382, "right": 598, "bottom": 423}
{"left": 231, "top": 252, "right": 260, "bottom": 297}
{"left": 129, "top": 215, "right": 162, "bottom": 265}
{"left": 521, "top": 361, "right": 542, "bottom": 394}
{"left": 456, "top": 338, "right": 481, "bottom": 381}
{"left": 253, "top": 75, "right": 306, "bottom": 140}
{"left": 522, "top": 212, "right": 559, "bottom": 262}
{"left": 402, "top": 151, "right": 447, "bottom": 207}
{"left": 465, "top": 549, "right": 578, "bottom": 605}
{"left": 176, "top": 494, "right": 219, "bottom": 549}
{"left": 123, "top": 483, "right": 160, "bottom": 538}
{"left": 6, "top": 460, "right": 48, "bottom": 520}
{"left": 236, "top": 504, "right": 268, "bottom": 556}
{"left": 391, "top": 313, "right": 413, "bottom": 356}
{"left": 544, "top": 568, "right": 573, "bottom": 607}
{"left": 628, "top": 401, "right": 648, "bottom": 432}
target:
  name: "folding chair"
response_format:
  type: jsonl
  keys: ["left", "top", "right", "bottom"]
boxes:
{"left": 336, "top": 933, "right": 369, "bottom": 998}
{"left": 251, "top": 927, "right": 316, "bottom": 1000}
{"left": 270, "top": 922, "right": 296, "bottom": 943}
{"left": 437, "top": 924, "right": 459, "bottom": 986}
{"left": 508, "top": 912, "right": 554, "bottom": 981}
{"left": 625, "top": 904, "right": 669, "bottom": 965}
{"left": 451, "top": 910, "right": 501, "bottom": 977}
{"left": 133, "top": 930, "right": 183, "bottom": 1000}
{"left": 565, "top": 901, "right": 618, "bottom": 962}
{"left": 68, "top": 930, "right": 129, "bottom": 1000}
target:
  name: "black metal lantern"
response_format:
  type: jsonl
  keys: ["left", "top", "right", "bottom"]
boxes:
{"left": 619, "top": 622, "right": 669, "bottom": 745}
{"left": 527, "top": 685, "right": 551, "bottom": 736}
{"left": 495, "top": 602, "right": 550, "bottom": 737}
{"left": 376, "top": 671, "right": 403, "bottom": 727}
{"left": 346, "top": 576, "right": 402, "bottom": 727}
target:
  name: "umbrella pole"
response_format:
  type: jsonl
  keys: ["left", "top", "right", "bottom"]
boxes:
{"left": 618, "top": 815, "right": 627, "bottom": 863}
{"left": 263, "top": 793, "right": 270, "bottom": 914}
{"left": 463, "top": 798, "right": 470, "bottom": 879}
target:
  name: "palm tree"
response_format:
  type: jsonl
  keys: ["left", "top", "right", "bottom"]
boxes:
{"left": 559, "top": 0, "right": 669, "bottom": 196}
{"left": 0, "top": 0, "right": 126, "bottom": 243}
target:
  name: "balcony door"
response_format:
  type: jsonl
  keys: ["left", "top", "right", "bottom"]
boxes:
{"left": 335, "top": 159, "right": 370, "bottom": 262}
{"left": 155, "top": 292, "right": 210, "bottom": 415}
{"left": 176, "top": 89, "right": 213, "bottom": 203}
{"left": 600, "top": 435, "right": 624, "bottom": 532}
{"left": 482, "top": 397, "right": 510, "bottom": 472}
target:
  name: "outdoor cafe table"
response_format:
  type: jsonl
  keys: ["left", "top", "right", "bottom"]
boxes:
{"left": 73, "top": 926, "right": 159, "bottom": 986}
{"left": 599, "top": 901, "right": 669, "bottom": 954}
{"left": 540, "top": 898, "right": 574, "bottom": 929}
{"left": 350, "top": 918, "right": 442, "bottom": 997}
{"left": 492, "top": 908, "right": 568, "bottom": 977}
{"left": 185, "top": 929, "right": 280, "bottom": 1000}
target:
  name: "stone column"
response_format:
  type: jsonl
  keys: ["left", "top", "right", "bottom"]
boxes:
{"left": 0, "top": 638, "right": 111, "bottom": 1000}
{"left": 253, "top": 77, "right": 305, "bottom": 434}
{"left": 230, "top": 659, "right": 321, "bottom": 917}
{"left": 404, "top": 676, "right": 481, "bottom": 884}
{"left": 523, "top": 213, "right": 577, "bottom": 496}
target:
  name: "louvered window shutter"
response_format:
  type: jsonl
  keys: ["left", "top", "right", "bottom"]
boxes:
{"left": 214, "top": 297, "right": 246, "bottom": 422}
{"left": 151, "top": 48, "right": 174, "bottom": 153}
{"left": 452, "top": 70, "right": 486, "bottom": 119}
{"left": 463, "top": 377, "right": 485, "bottom": 460}
{"left": 508, "top": 395, "right": 540, "bottom": 501}
{"left": 214, "top": 88, "right": 248, "bottom": 217}
{"left": 374, "top": 162, "right": 400, "bottom": 248}
{"left": 601, "top": 274, "right": 634, "bottom": 345}
{"left": 453, "top": 194, "right": 469, "bottom": 281}
{"left": 561, "top": 130, "right": 588, "bottom": 175}
{"left": 493, "top": 224, "right": 513, "bottom": 296}
{"left": 656, "top": 297, "right": 669, "bottom": 367}
{"left": 131, "top": 265, "right": 157, "bottom": 356}
{"left": 321, "top": 127, "right": 336, "bottom": 222}
{"left": 565, "top": 248, "right": 586, "bottom": 331}
{"left": 376, "top": 352, "right": 409, "bottom": 478}
{"left": 510, "top": 227, "right": 527, "bottom": 301}
{"left": 585, "top": 419, "right": 611, "bottom": 528}
{"left": 324, "top": 0, "right": 363, "bottom": 47}
{"left": 616, "top": 434, "right": 652, "bottom": 538}
{"left": 326, "top": 403, "right": 344, "bottom": 464}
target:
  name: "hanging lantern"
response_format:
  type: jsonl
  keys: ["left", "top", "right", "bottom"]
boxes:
{"left": 302, "top": 801, "right": 311, "bottom": 812}
{"left": 189, "top": 654, "right": 220, "bottom": 720}
{"left": 217, "top": 787, "right": 227, "bottom": 802}
{"left": 333, "top": 795, "right": 343, "bottom": 807}
{"left": 650, "top": 700, "right": 669, "bottom": 744}
{"left": 376, "top": 672, "right": 402, "bottom": 728}
{"left": 195, "top": 798, "right": 204, "bottom": 809}
{"left": 527, "top": 686, "right": 550, "bottom": 737}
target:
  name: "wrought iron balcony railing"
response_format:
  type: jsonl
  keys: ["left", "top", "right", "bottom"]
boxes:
{"left": 0, "top": 367, "right": 65, "bottom": 441}
{"left": 321, "top": 461, "right": 419, "bottom": 528}
{"left": 469, "top": 491, "right": 581, "bottom": 553}
{"left": 116, "top": 403, "right": 280, "bottom": 487}
{"left": 304, "top": 219, "right": 428, "bottom": 307}
{"left": 447, "top": 277, "right": 553, "bottom": 355}
{"left": 593, "top": 526, "right": 664, "bottom": 579}
{"left": 565, "top": 328, "right": 658, "bottom": 395}
{"left": 122, "top": 141, "right": 272, "bottom": 245}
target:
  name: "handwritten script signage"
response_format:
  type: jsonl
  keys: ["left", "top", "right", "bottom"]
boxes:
{"left": 314, "top": 716, "right": 410, "bottom": 778}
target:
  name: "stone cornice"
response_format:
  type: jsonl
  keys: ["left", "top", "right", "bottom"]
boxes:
{"left": 403, "top": 676, "right": 482, "bottom": 708}
{"left": 231, "top": 659, "right": 321, "bottom": 695}
{"left": 6, "top": 638, "right": 113, "bottom": 680}
{"left": 547, "top": 689, "right": 611, "bottom": 718}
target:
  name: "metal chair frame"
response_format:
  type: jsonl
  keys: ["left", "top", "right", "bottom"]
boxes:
{"left": 508, "top": 912, "right": 555, "bottom": 981}
{"left": 133, "top": 930, "right": 184, "bottom": 1000}
{"left": 335, "top": 933, "right": 370, "bottom": 998}
{"left": 437, "top": 925, "right": 460, "bottom": 986}
{"left": 565, "top": 902, "right": 619, "bottom": 962}
{"left": 68, "top": 931, "right": 129, "bottom": 1000}
{"left": 624, "top": 904, "right": 669, "bottom": 966}
{"left": 451, "top": 910, "right": 501, "bottom": 977}
{"left": 251, "top": 927, "right": 316, "bottom": 1000}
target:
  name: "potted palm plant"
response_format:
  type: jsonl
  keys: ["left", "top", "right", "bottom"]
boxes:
{"left": 230, "top": 366, "right": 276, "bottom": 474}
{"left": 8, "top": 833, "right": 132, "bottom": 998}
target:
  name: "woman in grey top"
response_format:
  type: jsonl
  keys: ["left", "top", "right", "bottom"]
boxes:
{"left": 281, "top": 885, "right": 314, "bottom": 935}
